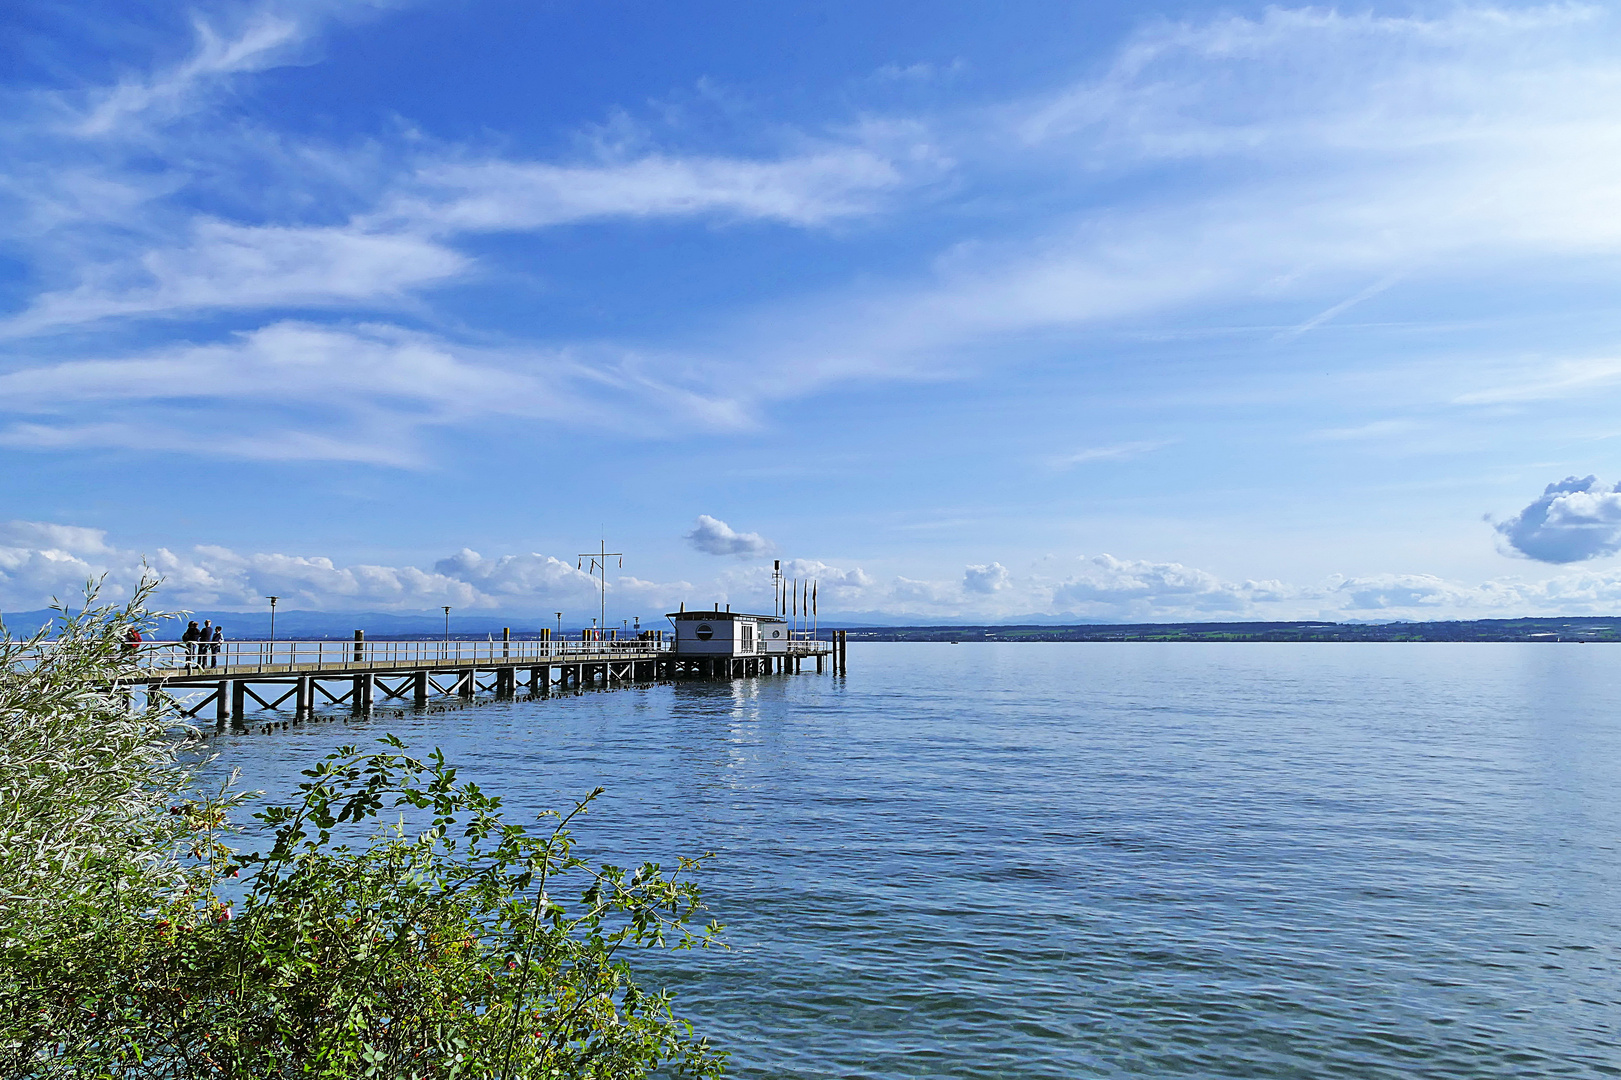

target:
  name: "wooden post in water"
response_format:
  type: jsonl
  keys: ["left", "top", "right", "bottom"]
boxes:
{"left": 231, "top": 680, "right": 245, "bottom": 719}
{"left": 413, "top": 670, "right": 428, "bottom": 705}
{"left": 352, "top": 630, "right": 367, "bottom": 708}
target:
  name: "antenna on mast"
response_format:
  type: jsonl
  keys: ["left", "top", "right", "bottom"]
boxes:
{"left": 577, "top": 533, "right": 623, "bottom": 640}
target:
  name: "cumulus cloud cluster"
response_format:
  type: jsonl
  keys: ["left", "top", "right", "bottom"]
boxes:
{"left": 1495, "top": 476, "right": 1621, "bottom": 563}
{"left": 1049, "top": 555, "right": 1294, "bottom": 619}
{"left": 0, "top": 520, "right": 601, "bottom": 612}
{"left": 10, "top": 518, "right": 1621, "bottom": 622}
{"left": 963, "top": 562, "right": 1011, "bottom": 594}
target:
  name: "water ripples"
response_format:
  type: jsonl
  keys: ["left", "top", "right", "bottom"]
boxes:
{"left": 206, "top": 643, "right": 1621, "bottom": 1078}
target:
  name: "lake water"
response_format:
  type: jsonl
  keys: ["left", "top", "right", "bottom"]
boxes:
{"left": 201, "top": 643, "right": 1621, "bottom": 1078}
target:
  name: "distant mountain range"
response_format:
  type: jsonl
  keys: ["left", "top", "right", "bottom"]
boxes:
{"left": 4, "top": 607, "right": 1619, "bottom": 642}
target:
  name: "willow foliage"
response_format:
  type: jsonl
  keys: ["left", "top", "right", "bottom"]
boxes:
{"left": 0, "top": 588, "right": 727, "bottom": 1079}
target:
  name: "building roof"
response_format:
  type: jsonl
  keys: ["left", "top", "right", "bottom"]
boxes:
{"left": 666, "top": 609, "right": 785, "bottom": 622}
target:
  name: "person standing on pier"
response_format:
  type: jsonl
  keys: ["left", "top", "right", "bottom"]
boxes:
{"left": 181, "top": 621, "right": 201, "bottom": 669}
{"left": 209, "top": 624, "right": 223, "bottom": 668}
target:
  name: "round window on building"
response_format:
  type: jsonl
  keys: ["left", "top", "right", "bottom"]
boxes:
{"left": 771, "top": 630, "right": 781, "bottom": 638}
{"left": 695, "top": 624, "right": 714, "bottom": 640}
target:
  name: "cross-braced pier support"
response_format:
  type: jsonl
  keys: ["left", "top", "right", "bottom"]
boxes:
{"left": 137, "top": 634, "right": 837, "bottom": 729}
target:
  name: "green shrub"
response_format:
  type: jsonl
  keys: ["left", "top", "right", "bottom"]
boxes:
{"left": 0, "top": 586, "right": 726, "bottom": 1078}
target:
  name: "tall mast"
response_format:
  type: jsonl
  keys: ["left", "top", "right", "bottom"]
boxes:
{"left": 577, "top": 534, "right": 622, "bottom": 638}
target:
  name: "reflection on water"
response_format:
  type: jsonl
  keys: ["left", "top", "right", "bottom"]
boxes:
{"left": 203, "top": 643, "right": 1621, "bottom": 1079}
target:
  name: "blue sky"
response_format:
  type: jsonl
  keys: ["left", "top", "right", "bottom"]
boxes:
{"left": 6, "top": 0, "right": 1621, "bottom": 624}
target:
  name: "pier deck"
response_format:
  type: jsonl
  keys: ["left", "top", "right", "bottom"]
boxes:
{"left": 86, "top": 634, "right": 839, "bottom": 725}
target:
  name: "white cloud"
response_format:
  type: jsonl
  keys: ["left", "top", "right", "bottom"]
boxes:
{"left": 891, "top": 576, "right": 960, "bottom": 606}
{"left": 0, "top": 521, "right": 129, "bottom": 608}
{"left": 383, "top": 147, "right": 914, "bottom": 233}
{"left": 1050, "top": 441, "right": 1170, "bottom": 467}
{"left": 1454, "top": 357, "right": 1621, "bottom": 405}
{"left": 0, "top": 520, "right": 115, "bottom": 556}
{"left": 6, "top": 222, "right": 467, "bottom": 335}
{"left": 73, "top": 14, "right": 304, "bottom": 137}
{"left": 1495, "top": 475, "right": 1621, "bottom": 563}
{"left": 1049, "top": 554, "right": 1299, "bottom": 619}
{"left": 963, "top": 562, "right": 1011, "bottom": 594}
{"left": 1, "top": 138, "right": 929, "bottom": 337}
{"left": 1325, "top": 572, "right": 1479, "bottom": 611}
{"left": 431, "top": 549, "right": 599, "bottom": 600}
{"left": 1312, "top": 419, "right": 1424, "bottom": 442}
{"left": 685, "top": 515, "right": 773, "bottom": 557}
{"left": 715, "top": 5, "right": 1621, "bottom": 394}
{"left": 0, "top": 524, "right": 617, "bottom": 612}
{"left": 779, "top": 558, "right": 874, "bottom": 593}
{"left": 0, "top": 0, "right": 938, "bottom": 346}
{"left": 17, "top": 3, "right": 1621, "bottom": 462}
{"left": 10, "top": 519, "right": 1621, "bottom": 622}
{"left": 0, "top": 321, "right": 763, "bottom": 462}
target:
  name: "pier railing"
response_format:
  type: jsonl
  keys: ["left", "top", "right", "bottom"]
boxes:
{"left": 111, "top": 637, "right": 671, "bottom": 678}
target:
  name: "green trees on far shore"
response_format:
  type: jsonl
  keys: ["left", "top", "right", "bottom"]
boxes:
{"left": 0, "top": 585, "right": 727, "bottom": 1078}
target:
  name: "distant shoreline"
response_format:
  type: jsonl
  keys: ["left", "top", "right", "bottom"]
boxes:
{"left": 839, "top": 617, "right": 1621, "bottom": 643}
{"left": 5, "top": 609, "right": 1617, "bottom": 643}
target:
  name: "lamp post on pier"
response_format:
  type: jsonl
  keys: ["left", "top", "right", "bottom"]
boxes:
{"left": 265, "top": 595, "right": 279, "bottom": 667}
{"left": 442, "top": 606, "right": 451, "bottom": 658}
{"left": 555, "top": 612, "right": 563, "bottom": 642}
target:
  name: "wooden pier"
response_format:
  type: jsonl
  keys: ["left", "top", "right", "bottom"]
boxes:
{"left": 119, "top": 628, "right": 845, "bottom": 725}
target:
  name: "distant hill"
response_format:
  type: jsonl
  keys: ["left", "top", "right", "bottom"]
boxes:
{"left": 835, "top": 618, "right": 1621, "bottom": 643}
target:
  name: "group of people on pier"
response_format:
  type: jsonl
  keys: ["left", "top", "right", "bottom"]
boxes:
{"left": 182, "top": 619, "right": 224, "bottom": 669}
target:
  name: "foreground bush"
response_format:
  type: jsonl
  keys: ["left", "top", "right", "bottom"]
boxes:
{"left": 0, "top": 588, "right": 726, "bottom": 1078}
